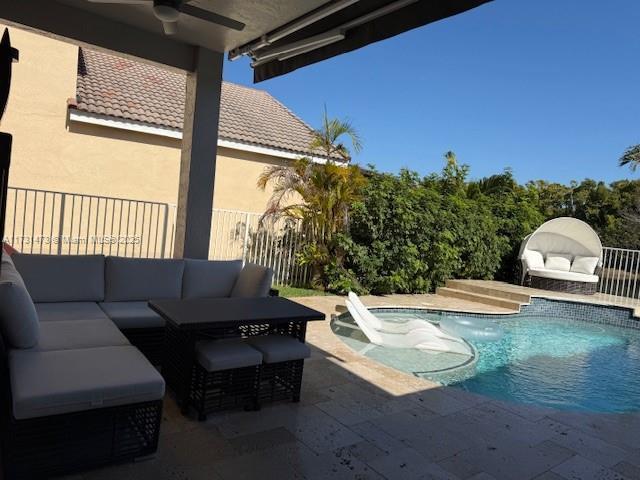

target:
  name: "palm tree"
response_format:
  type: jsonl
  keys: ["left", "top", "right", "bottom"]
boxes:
{"left": 258, "top": 110, "right": 365, "bottom": 287}
{"left": 309, "top": 106, "right": 362, "bottom": 161}
{"left": 619, "top": 144, "right": 640, "bottom": 171}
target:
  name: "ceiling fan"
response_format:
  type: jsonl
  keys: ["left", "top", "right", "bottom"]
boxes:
{"left": 87, "top": 0, "right": 245, "bottom": 35}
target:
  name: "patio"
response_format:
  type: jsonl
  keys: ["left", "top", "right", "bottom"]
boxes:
{"left": 1, "top": 3, "right": 639, "bottom": 480}
{"left": 68, "top": 291, "right": 640, "bottom": 480}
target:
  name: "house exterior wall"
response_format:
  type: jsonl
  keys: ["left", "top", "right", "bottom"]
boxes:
{"left": 0, "top": 24, "right": 289, "bottom": 214}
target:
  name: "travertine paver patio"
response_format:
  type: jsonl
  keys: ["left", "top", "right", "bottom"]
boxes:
{"left": 77, "top": 292, "right": 640, "bottom": 480}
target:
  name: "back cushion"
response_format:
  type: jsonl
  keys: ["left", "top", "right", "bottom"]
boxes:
{"left": 105, "top": 257, "right": 185, "bottom": 301}
{"left": 0, "top": 261, "right": 39, "bottom": 348}
{"left": 12, "top": 254, "right": 105, "bottom": 302}
{"left": 544, "top": 252, "right": 573, "bottom": 272}
{"left": 182, "top": 259, "right": 243, "bottom": 299}
{"left": 523, "top": 250, "right": 544, "bottom": 270}
{"left": 230, "top": 263, "right": 273, "bottom": 298}
{"left": 570, "top": 256, "right": 600, "bottom": 275}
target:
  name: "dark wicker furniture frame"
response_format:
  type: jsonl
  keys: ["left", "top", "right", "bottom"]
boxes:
{"left": 122, "top": 326, "right": 165, "bottom": 365}
{"left": 258, "top": 358, "right": 305, "bottom": 404}
{"left": 528, "top": 274, "right": 598, "bottom": 295}
{"left": 0, "top": 331, "right": 163, "bottom": 479}
{"left": 190, "top": 362, "right": 261, "bottom": 420}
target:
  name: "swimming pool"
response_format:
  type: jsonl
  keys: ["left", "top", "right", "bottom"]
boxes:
{"left": 331, "top": 299, "right": 640, "bottom": 413}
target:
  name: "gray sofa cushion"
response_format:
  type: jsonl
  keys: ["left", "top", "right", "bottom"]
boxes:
{"left": 10, "top": 345, "right": 165, "bottom": 419}
{"left": 182, "top": 259, "right": 243, "bottom": 299}
{"left": 99, "top": 302, "right": 165, "bottom": 329}
{"left": 105, "top": 257, "right": 184, "bottom": 301}
{"left": 196, "top": 339, "right": 263, "bottom": 372}
{"left": 33, "top": 319, "right": 130, "bottom": 351}
{"left": 230, "top": 263, "right": 273, "bottom": 298}
{"left": 0, "top": 261, "right": 40, "bottom": 348}
{"left": 35, "top": 302, "right": 111, "bottom": 322}
{"left": 12, "top": 254, "right": 105, "bottom": 302}
{"left": 248, "top": 335, "right": 311, "bottom": 363}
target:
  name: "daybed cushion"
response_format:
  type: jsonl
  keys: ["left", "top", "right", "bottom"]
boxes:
{"left": 12, "top": 254, "right": 105, "bottom": 302}
{"left": 34, "top": 319, "right": 130, "bottom": 351}
{"left": 99, "top": 301, "right": 165, "bottom": 329}
{"left": 0, "top": 260, "right": 40, "bottom": 348}
{"left": 528, "top": 268, "right": 598, "bottom": 283}
{"left": 570, "top": 255, "right": 600, "bottom": 275}
{"left": 544, "top": 252, "right": 573, "bottom": 272}
{"left": 105, "top": 257, "right": 185, "bottom": 301}
{"left": 522, "top": 250, "right": 545, "bottom": 270}
{"left": 230, "top": 263, "right": 273, "bottom": 298}
{"left": 248, "top": 335, "right": 311, "bottom": 363}
{"left": 196, "top": 338, "right": 263, "bottom": 372}
{"left": 35, "top": 302, "right": 110, "bottom": 322}
{"left": 182, "top": 259, "right": 243, "bottom": 299}
{"left": 9, "top": 345, "right": 165, "bottom": 419}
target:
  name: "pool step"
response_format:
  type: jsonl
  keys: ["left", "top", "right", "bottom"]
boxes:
{"left": 436, "top": 287, "right": 522, "bottom": 311}
{"left": 445, "top": 280, "right": 532, "bottom": 304}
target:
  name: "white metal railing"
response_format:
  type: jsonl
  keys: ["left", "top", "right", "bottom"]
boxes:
{"left": 4, "top": 186, "right": 310, "bottom": 286}
{"left": 207, "top": 208, "right": 310, "bottom": 286}
{"left": 5, "top": 187, "right": 173, "bottom": 258}
{"left": 599, "top": 246, "right": 640, "bottom": 299}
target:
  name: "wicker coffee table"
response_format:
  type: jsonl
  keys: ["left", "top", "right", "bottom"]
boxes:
{"left": 149, "top": 297, "right": 324, "bottom": 414}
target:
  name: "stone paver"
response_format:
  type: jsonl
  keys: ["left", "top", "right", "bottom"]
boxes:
{"left": 76, "top": 292, "right": 640, "bottom": 480}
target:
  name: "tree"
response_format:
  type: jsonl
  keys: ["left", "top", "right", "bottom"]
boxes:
{"left": 258, "top": 110, "right": 365, "bottom": 288}
{"left": 309, "top": 106, "right": 362, "bottom": 161}
{"left": 619, "top": 144, "right": 640, "bottom": 171}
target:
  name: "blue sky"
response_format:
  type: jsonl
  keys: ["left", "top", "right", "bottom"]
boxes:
{"left": 223, "top": 0, "right": 640, "bottom": 185}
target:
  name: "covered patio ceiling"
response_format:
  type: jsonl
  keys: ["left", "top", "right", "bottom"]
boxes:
{"left": 0, "top": 0, "right": 491, "bottom": 77}
{"left": 0, "top": 0, "right": 492, "bottom": 259}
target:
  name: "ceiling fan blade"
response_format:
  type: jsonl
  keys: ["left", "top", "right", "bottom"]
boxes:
{"left": 181, "top": 4, "right": 245, "bottom": 31}
{"left": 162, "top": 20, "right": 178, "bottom": 35}
{"left": 87, "top": 0, "right": 151, "bottom": 3}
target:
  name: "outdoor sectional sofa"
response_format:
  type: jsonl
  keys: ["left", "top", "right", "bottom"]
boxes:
{"left": 0, "top": 252, "right": 273, "bottom": 479}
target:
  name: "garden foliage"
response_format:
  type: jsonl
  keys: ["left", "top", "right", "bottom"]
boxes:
{"left": 325, "top": 159, "right": 640, "bottom": 294}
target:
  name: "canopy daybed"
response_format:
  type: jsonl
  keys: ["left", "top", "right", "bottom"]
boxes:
{"left": 519, "top": 217, "right": 603, "bottom": 294}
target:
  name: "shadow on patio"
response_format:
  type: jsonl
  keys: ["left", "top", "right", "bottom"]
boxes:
{"left": 79, "top": 301, "right": 640, "bottom": 480}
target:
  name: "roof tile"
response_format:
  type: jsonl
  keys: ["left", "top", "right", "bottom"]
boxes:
{"left": 75, "top": 48, "right": 328, "bottom": 158}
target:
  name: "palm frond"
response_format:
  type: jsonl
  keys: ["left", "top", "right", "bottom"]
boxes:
{"left": 619, "top": 144, "right": 640, "bottom": 171}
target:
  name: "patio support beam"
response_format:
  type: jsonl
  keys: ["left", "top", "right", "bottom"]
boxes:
{"left": 173, "top": 47, "right": 223, "bottom": 259}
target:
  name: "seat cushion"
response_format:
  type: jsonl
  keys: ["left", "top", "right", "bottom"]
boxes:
{"left": 571, "top": 255, "right": 600, "bottom": 275}
{"left": 248, "top": 335, "right": 311, "bottom": 364}
{"left": 35, "top": 302, "right": 110, "bottom": 322}
{"left": 528, "top": 268, "right": 599, "bottom": 283}
{"left": 105, "top": 257, "right": 184, "bottom": 301}
{"left": 12, "top": 254, "right": 105, "bottom": 302}
{"left": 230, "top": 263, "right": 273, "bottom": 298}
{"left": 196, "top": 338, "right": 263, "bottom": 372}
{"left": 33, "top": 319, "right": 130, "bottom": 351}
{"left": 0, "top": 261, "right": 40, "bottom": 349}
{"left": 182, "top": 259, "right": 243, "bottom": 299}
{"left": 9, "top": 346, "right": 165, "bottom": 419}
{"left": 544, "top": 252, "right": 573, "bottom": 272}
{"left": 99, "top": 301, "right": 165, "bottom": 329}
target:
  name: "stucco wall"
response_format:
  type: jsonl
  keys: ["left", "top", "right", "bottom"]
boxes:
{"left": 0, "top": 24, "right": 289, "bottom": 214}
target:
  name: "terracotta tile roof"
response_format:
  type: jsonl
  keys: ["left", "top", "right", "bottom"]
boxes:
{"left": 74, "top": 48, "right": 325, "bottom": 158}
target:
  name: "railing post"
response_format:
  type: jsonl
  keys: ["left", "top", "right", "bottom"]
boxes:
{"left": 160, "top": 203, "right": 169, "bottom": 259}
{"left": 57, "top": 193, "right": 66, "bottom": 255}
{"left": 241, "top": 212, "right": 250, "bottom": 266}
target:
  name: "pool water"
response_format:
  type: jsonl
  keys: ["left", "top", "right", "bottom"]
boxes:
{"left": 331, "top": 309, "right": 640, "bottom": 413}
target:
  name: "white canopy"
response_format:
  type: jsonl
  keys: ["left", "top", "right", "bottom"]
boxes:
{"left": 519, "top": 217, "right": 602, "bottom": 260}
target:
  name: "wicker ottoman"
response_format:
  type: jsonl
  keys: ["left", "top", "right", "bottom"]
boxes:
{"left": 191, "top": 338, "right": 263, "bottom": 421}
